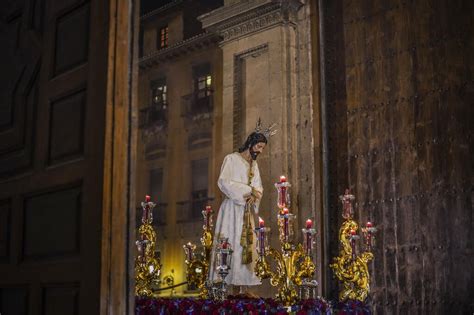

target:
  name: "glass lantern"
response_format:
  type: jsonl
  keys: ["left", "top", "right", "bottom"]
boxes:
{"left": 254, "top": 227, "right": 271, "bottom": 256}
{"left": 275, "top": 176, "right": 291, "bottom": 209}
{"left": 278, "top": 210, "right": 296, "bottom": 244}
{"left": 182, "top": 242, "right": 196, "bottom": 262}
{"left": 216, "top": 238, "right": 233, "bottom": 271}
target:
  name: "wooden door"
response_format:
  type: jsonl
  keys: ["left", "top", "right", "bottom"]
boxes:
{"left": 319, "top": 0, "right": 473, "bottom": 313}
{"left": 0, "top": 0, "right": 133, "bottom": 314}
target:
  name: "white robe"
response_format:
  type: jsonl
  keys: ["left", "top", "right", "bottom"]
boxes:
{"left": 209, "top": 152, "right": 263, "bottom": 286}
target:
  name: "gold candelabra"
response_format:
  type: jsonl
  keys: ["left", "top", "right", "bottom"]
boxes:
{"left": 183, "top": 205, "right": 214, "bottom": 298}
{"left": 135, "top": 195, "right": 162, "bottom": 297}
{"left": 330, "top": 189, "right": 377, "bottom": 301}
{"left": 254, "top": 176, "right": 316, "bottom": 306}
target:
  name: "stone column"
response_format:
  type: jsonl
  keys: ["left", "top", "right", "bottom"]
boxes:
{"left": 200, "top": 0, "right": 322, "bottom": 297}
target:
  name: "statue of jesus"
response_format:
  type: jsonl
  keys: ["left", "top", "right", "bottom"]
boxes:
{"left": 209, "top": 124, "right": 274, "bottom": 293}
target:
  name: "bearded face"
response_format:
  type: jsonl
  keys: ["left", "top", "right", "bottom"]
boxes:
{"left": 249, "top": 142, "right": 266, "bottom": 160}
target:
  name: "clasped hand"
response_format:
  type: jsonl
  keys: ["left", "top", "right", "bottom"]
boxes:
{"left": 245, "top": 187, "right": 262, "bottom": 205}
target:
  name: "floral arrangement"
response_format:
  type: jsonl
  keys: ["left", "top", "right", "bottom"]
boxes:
{"left": 332, "top": 299, "right": 371, "bottom": 315}
{"left": 135, "top": 296, "right": 332, "bottom": 315}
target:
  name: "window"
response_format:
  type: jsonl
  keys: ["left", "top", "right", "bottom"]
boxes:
{"left": 158, "top": 25, "right": 168, "bottom": 49}
{"left": 151, "top": 79, "right": 167, "bottom": 109}
{"left": 193, "top": 64, "right": 212, "bottom": 99}
{"left": 196, "top": 74, "right": 212, "bottom": 99}
{"left": 191, "top": 158, "right": 209, "bottom": 219}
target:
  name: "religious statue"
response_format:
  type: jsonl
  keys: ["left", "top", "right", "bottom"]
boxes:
{"left": 209, "top": 119, "right": 276, "bottom": 294}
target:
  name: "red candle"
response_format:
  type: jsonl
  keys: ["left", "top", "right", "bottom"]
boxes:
{"left": 222, "top": 241, "right": 229, "bottom": 249}
{"left": 366, "top": 222, "right": 373, "bottom": 249}
{"left": 258, "top": 217, "right": 266, "bottom": 255}
{"left": 206, "top": 205, "right": 212, "bottom": 213}
{"left": 142, "top": 196, "right": 151, "bottom": 223}
{"left": 304, "top": 219, "right": 314, "bottom": 255}
{"left": 350, "top": 229, "right": 357, "bottom": 260}
{"left": 305, "top": 232, "right": 312, "bottom": 256}
{"left": 282, "top": 208, "right": 289, "bottom": 240}
{"left": 278, "top": 176, "right": 288, "bottom": 208}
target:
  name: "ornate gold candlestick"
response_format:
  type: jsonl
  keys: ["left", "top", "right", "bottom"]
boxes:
{"left": 254, "top": 176, "right": 316, "bottom": 306}
{"left": 183, "top": 205, "right": 214, "bottom": 298}
{"left": 330, "top": 189, "right": 377, "bottom": 301}
{"left": 135, "top": 195, "right": 162, "bottom": 297}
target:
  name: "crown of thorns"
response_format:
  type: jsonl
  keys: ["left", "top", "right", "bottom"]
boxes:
{"left": 254, "top": 118, "right": 277, "bottom": 138}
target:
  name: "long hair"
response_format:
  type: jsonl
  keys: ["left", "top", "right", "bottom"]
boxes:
{"left": 238, "top": 132, "right": 267, "bottom": 153}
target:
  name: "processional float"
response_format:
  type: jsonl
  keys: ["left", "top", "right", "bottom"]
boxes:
{"left": 136, "top": 183, "right": 378, "bottom": 307}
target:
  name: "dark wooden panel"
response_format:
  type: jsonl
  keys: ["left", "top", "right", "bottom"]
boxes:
{"left": 0, "top": 12, "right": 39, "bottom": 178}
{"left": 0, "top": 1, "right": 25, "bottom": 21}
{"left": 0, "top": 16, "right": 20, "bottom": 129}
{"left": 0, "top": 286, "right": 29, "bottom": 315}
{"left": 28, "top": 0, "right": 45, "bottom": 33}
{"left": 0, "top": 200, "right": 11, "bottom": 262}
{"left": 42, "top": 283, "right": 79, "bottom": 315}
{"left": 22, "top": 184, "right": 81, "bottom": 261}
{"left": 48, "top": 88, "right": 86, "bottom": 165}
{"left": 52, "top": 2, "right": 90, "bottom": 76}
{"left": 0, "top": 62, "right": 38, "bottom": 178}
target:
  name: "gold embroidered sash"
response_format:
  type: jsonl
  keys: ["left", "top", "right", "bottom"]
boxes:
{"left": 240, "top": 159, "right": 254, "bottom": 265}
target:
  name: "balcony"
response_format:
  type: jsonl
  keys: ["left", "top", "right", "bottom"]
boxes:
{"left": 181, "top": 91, "right": 213, "bottom": 121}
{"left": 181, "top": 92, "right": 213, "bottom": 149}
{"left": 140, "top": 103, "right": 168, "bottom": 159}
{"left": 176, "top": 194, "right": 214, "bottom": 223}
{"left": 139, "top": 103, "right": 168, "bottom": 129}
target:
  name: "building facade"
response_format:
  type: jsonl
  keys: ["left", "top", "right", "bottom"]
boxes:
{"left": 137, "top": 0, "right": 224, "bottom": 295}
